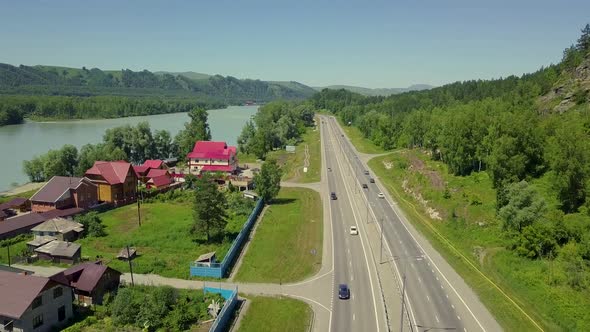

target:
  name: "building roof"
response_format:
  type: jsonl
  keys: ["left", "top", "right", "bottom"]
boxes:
{"left": 0, "top": 210, "right": 6, "bottom": 219}
{"left": 0, "top": 270, "right": 52, "bottom": 319}
{"left": 40, "top": 207, "right": 84, "bottom": 220}
{"left": 149, "top": 175, "right": 173, "bottom": 188}
{"left": 196, "top": 251, "right": 216, "bottom": 262}
{"left": 142, "top": 159, "right": 163, "bottom": 169}
{"left": 146, "top": 168, "right": 169, "bottom": 178}
{"left": 133, "top": 165, "right": 150, "bottom": 176}
{"left": 35, "top": 240, "right": 81, "bottom": 258}
{"left": 31, "top": 217, "right": 83, "bottom": 234}
{"left": 50, "top": 262, "right": 121, "bottom": 293}
{"left": 201, "top": 165, "right": 234, "bottom": 172}
{"left": 85, "top": 161, "right": 134, "bottom": 185}
{"left": 117, "top": 247, "right": 137, "bottom": 259}
{"left": 0, "top": 197, "right": 29, "bottom": 211}
{"left": 0, "top": 213, "right": 47, "bottom": 238}
{"left": 187, "top": 141, "right": 236, "bottom": 160}
{"left": 31, "top": 176, "right": 95, "bottom": 203}
{"left": 27, "top": 236, "right": 57, "bottom": 247}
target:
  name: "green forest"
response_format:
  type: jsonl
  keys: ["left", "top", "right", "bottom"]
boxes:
{"left": 0, "top": 64, "right": 317, "bottom": 126}
{"left": 313, "top": 24, "right": 590, "bottom": 330}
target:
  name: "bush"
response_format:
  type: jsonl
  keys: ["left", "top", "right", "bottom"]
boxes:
{"left": 75, "top": 212, "right": 106, "bottom": 237}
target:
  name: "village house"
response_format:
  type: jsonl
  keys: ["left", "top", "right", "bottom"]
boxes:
{"left": 30, "top": 218, "right": 84, "bottom": 242}
{"left": 187, "top": 141, "right": 238, "bottom": 175}
{"left": 84, "top": 161, "right": 137, "bottom": 205}
{"left": 0, "top": 208, "right": 83, "bottom": 241}
{"left": 50, "top": 262, "right": 121, "bottom": 306}
{"left": 0, "top": 197, "right": 30, "bottom": 220}
{"left": 30, "top": 176, "right": 98, "bottom": 213}
{"left": 0, "top": 270, "right": 73, "bottom": 332}
{"left": 34, "top": 241, "right": 81, "bottom": 265}
{"left": 145, "top": 168, "right": 173, "bottom": 190}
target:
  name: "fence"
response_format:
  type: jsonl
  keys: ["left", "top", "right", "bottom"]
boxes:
{"left": 204, "top": 287, "right": 239, "bottom": 332}
{"left": 190, "top": 199, "right": 264, "bottom": 278}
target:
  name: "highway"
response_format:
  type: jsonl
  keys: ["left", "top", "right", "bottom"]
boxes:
{"left": 321, "top": 115, "right": 386, "bottom": 332}
{"left": 322, "top": 115, "right": 501, "bottom": 332}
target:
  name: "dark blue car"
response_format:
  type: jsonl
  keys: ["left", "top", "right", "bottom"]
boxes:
{"left": 339, "top": 284, "right": 350, "bottom": 299}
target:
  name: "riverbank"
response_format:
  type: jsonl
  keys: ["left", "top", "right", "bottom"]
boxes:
{"left": 0, "top": 182, "right": 45, "bottom": 197}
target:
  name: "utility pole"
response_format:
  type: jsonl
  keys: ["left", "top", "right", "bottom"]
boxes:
{"left": 136, "top": 192, "right": 142, "bottom": 227}
{"left": 7, "top": 244, "right": 11, "bottom": 267}
{"left": 126, "top": 245, "right": 135, "bottom": 286}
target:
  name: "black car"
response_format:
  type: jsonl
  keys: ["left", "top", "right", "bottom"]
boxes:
{"left": 362, "top": 183, "right": 368, "bottom": 189}
{"left": 339, "top": 284, "right": 350, "bottom": 299}
{"left": 330, "top": 192, "right": 337, "bottom": 200}
{"left": 364, "top": 170, "right": 370, "bottom": 175}
{"left": 369, "top": 178, "right": 375, "bottom": 183}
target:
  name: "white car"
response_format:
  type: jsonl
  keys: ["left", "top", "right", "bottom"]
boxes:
{"left": 377, "top": 193, "right": 385, "bottom": 199}
{"left": 350, "top": 226, "right": 359, "bottom": 235}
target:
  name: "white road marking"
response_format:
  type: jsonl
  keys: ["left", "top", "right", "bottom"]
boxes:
{"left": 436, "top": 276, "right": 439, "bottom": 281}
{"left": 446, "top": 294, "right": 449, "bottom": 299}
{"left": 418, "top": 277, "right": 422, "bottom": 283}
{"left": 426, "top": 295, "right": 431, "bottom": 302}
{"left": 452, "top": 304, "right": 455, "bottom": 309}
{"left": 352, "top": 294, "right": 355, "bottom": 300}
{"left": 457, "top": 315, "right": 462, "bottom": 320}
{"left": 353, "top": 314, "right": 356, "bottom": 321}
{"left": 440, "top": 285, "right": 444, "bottom": 289}
{"left": 431, "top": 269, "right": 435, "bottom": 273}
{"left": 435, "top": 315, "right": 440, "bottom": 323}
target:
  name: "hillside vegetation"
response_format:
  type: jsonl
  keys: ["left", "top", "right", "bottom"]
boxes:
{"left": 0, "top": 64, "right": 316, "bottom": 126}
{"left": 312, "top": 24, "right": 590, "bottom": 330}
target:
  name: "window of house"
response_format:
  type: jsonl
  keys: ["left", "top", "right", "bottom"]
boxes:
{"left": 32, "top": 296, "right": 42, "bottom": 309}
{"left": 32, "top": 314, "right": 43, "bottom": 328}
{"left": 58, "top": 306, "right": 66, "bottom": 322}
{"left": 53, "top": 287, "right": 63, "bottom": 299}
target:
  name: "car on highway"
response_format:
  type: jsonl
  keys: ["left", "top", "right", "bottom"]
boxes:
{"left": 328, "top": 167, "right": 332, "bottom": 172}
{"left": 330, "top": 192, "right": 337, "bottom": 200}
{"left": 369, "top": 177, "right": 375, "bottom": 183}
{"left": 350, "top": 225, "right": 358, "bottom": 235}
{"left": 364, "top": 170, "right": 369, "bottom": 175}
{"left": 378, "top": 192, "right": 385, "bottom": 199}
{"left": 362, "top": 183, "right": 368, "bottom": 189}
{"left": 338, "top": 284, "right": 350, "bottom": 299}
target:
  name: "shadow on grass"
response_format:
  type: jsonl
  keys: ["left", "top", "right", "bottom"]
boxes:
{"left": 270, "top": 198, "right": 297, "bottom": 205}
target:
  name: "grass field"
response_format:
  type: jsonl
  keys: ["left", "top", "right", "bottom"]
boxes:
{"left": 269, "top": 126, "right": 321, "bottom": 183}
{"left": 238, "top": 295, "right": 312, "bottom": 332}
{"left": 234, "top": 187, "right": 322, "bottom": 283}
{"left": 76, "top": 201, "right": 245, "bottom": 279}
{"left": 368, "top": 150, "right": 590, "bottom": 331}
{"left": 335, "top": 117, "right": 388, "bottom": 154}
{"left": 0, "top": 235, "right": 32, "bottom": 265}
{"left": 0, "top": 188, "right": 39, "bottom": 203}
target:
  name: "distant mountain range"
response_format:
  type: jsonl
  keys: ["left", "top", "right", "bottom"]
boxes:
{"left": 313, "top": 84, "right": 434, "bottom": 96}
{"left": 0, "top": 64, "right": 317, "bottom": 103}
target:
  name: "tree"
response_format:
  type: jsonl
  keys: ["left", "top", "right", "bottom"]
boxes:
{"left": 547, "top": 118, "right": 590, "bottom": 213}
{"left": 191, "top": 174, "right": 227, "bottom": 242}
{"left": 75, "top": 212, "right": 106, "bottom": 237}
{"left": 498, "top": 181, "right": 546, "bottom": 234}
{"left": 154, "top": 129, "right": 176, "bottom": 159}
{"left": 254, "top": 158, "right": 282, "bottom": 202}
{"left": 175, "top": 108, "right": 212, "bottom": 159}
{"left": 576, "top": 23, "right": 590, "bottom": 53}
{"left": 111, "top": 288, "right": 141, "bottom": 326}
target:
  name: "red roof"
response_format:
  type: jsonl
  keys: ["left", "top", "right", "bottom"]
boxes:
{"left": 146, "top": 168, "right": 169, "bottom": 178}
{"left": 187, "top": 141, "right": 236, "bottom": 160}
{"left": 142, "top": 159, "right": 163, "bottom": 169}
{"left": 133, "top": 165, "right": 149, "bottom": 176}
{"left": 85, "top": 161, "right": 134, "bottom": 185}
{"left": 149, "top": 175, "right": 173, "bottom": 188}
{"left": 201, "top": 165, "right": 234, "bottom": 172}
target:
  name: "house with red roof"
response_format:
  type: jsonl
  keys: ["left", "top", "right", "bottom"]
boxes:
{"left": 187, "top": 141, "right": 237, "bottom": 174}
{"left": 84, "top": 161, "right": 137, "bottom": 204}
{"left": 145, "top": 168, "right": 174, "bottom": 190}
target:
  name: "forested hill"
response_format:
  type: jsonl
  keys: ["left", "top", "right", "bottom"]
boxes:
{"left": 313, "top": 84, "right": 434, "bottom": 96}
{"left": 0, "top": 63, "right": 315, "bottom": 102}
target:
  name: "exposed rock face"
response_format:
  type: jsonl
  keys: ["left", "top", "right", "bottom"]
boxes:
{"left": 539, "top": 54, "right": 590, "bottom": 113}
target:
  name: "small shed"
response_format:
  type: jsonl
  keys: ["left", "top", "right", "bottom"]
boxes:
{"left": 242, "top": 190, "right": 259, "bottom": 200}
{"left": 285, "top": 145, "right": 296, "bottom": 153}
{"left": 34, "top": 240, "right": 81, "bottom": 264}
{"left": 117, "top": 247, "right": 137, "bottom": 261}
{"left": 26, "top": 236, "right": 57, "bottom": 251}
{"left": 195, "top": 252, "right": 217, "bottom": 267}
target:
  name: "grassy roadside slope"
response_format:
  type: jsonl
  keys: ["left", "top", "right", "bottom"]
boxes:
{"left": 234, "top": 187, "right": 322, "bottom": 283}
{"left": 238, "top": 295, "right": 312, "bottom": 332}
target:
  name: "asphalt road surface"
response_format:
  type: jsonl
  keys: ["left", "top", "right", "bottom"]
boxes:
{"left": 322, "top": 115, "right": 502, "bottom": 332}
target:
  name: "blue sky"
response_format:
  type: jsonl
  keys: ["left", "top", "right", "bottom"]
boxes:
{"left": 1, "top": 0, "right": 588, "bottom": 88}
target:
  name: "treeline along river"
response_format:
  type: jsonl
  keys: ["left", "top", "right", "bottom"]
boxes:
{"left": 0, "top": 105, "right": 258, "bottom": 192}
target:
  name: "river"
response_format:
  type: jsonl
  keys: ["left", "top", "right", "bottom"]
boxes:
{"left": 0, "top": 105, "right": 258, "bottom": 192}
